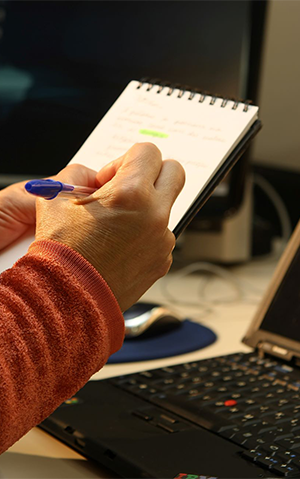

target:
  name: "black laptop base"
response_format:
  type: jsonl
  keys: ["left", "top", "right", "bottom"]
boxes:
{"left": 38, "top": 350, "right": 300, "bottom": 478}
{"left": 41, "top": 380, "right": 271, "bottom": 478}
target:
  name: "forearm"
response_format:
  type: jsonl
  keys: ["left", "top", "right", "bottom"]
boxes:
{"left": 0, "top": 240, "right": 124, "bottom": 453}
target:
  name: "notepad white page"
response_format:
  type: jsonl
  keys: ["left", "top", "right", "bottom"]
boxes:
{"left": 70, "top": 80, "right": 259, "bottom": 232}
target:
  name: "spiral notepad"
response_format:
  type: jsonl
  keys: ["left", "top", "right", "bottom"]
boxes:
{"left": 70, "top": 80, "right": 261, "bottom": 236}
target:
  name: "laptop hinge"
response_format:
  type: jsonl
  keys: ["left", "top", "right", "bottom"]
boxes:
{"left": 257, "top": 341, "right": 293, "bottom": 361}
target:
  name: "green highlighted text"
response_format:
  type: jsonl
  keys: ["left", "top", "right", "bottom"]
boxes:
{"left": 139, "top": 129, "right": 169, "bottom": 138}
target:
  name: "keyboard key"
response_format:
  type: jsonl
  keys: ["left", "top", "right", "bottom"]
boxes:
{"left": 256, "top": 455, "right": 279, "bottom": 469}
{"left": 242, "top": 449, "right": 263, "bottom": 462}
{"left": 276, "top": 436, "right": 300, "bottom": 450}
{"left": 270, "top": 462, "right": 300, "bottom": 477}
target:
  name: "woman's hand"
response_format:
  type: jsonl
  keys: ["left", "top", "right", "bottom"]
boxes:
{"left": 0, "top": 164, "right": 99, "bottom": 252}
{"left": 36, "top": 143, "right": 185, "bottom": 311}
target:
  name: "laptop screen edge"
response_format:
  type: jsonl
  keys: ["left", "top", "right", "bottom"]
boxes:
{"left": 242, "top": 219, "right": 300, "bottom": 362}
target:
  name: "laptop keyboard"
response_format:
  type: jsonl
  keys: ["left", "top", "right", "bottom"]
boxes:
{"left": 109, "top": 352, "right": 300, "bottom": 477}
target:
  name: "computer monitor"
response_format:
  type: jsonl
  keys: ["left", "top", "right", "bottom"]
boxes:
{"left": 0, "top": 1, "right": 267, "bottom": 222}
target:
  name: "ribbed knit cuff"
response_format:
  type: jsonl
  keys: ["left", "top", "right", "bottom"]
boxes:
{"left": 27, "top": 240, "right": 125, "bottom": 355}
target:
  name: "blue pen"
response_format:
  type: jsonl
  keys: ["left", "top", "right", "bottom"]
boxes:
{"left": 25, "top": 179, "right": 97, "bottom": 200}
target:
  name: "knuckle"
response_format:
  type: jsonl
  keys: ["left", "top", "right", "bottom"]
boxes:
{"left": 108, "top": 181, "right": 150, "bottom": 209}
{"left": 136, "top": 142, "right": 161, "bottom": 157}
{"left": 129, "top": 143, "right": 162, "bottom": 170}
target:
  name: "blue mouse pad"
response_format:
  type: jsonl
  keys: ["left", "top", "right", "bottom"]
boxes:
{"left": 107, "top": 320, "right": 217, "bottom": 364}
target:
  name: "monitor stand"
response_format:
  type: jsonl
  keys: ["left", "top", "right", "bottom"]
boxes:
{"left": 180, "top": 176, "right": 253, "bottom": 264}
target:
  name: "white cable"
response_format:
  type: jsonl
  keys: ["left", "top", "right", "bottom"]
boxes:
{"left": 253, "top": 173, "right": 292, "bottom": 247}
{"left": 160, "top": 261, "right": 262, "bottom": 311}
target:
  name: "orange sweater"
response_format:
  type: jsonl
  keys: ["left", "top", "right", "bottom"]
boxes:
{"left": 0, "top": 239, "right": 125, "bottom": 453}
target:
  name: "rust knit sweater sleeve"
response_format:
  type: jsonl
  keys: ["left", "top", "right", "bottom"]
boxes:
{"left": 0, "top": 239, "right": 125, "bottom": 454}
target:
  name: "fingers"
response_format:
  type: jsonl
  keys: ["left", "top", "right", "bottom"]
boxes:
{"left": 49, "top": 145, "right": 185, "bottom": 219}
{"left": 155, "top": 159, "right": 185, "bottom": 206}
{"left": 54, "top": 163, "right": 98, "bottom": 189}
{"left": 96, "top": 142, "right": 163, "bottom": 188}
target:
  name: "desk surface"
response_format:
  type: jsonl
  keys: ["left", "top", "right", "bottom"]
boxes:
{"left": 0, "top": 252, "right": 280, "bottom": 478}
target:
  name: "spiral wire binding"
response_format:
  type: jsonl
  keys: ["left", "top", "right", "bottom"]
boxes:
{"left": 137, "top": 78, "right": 253, "bottom": 112}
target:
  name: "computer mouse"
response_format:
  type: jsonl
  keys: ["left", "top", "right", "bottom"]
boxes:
{"left": 123, "top": 302, "right": 183, "bottom": 338}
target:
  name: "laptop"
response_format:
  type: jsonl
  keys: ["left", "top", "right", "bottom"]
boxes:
{"left": 40, "top": 221, "right": 300, "bottom": 479}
